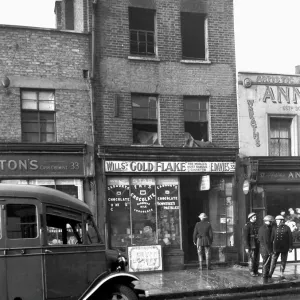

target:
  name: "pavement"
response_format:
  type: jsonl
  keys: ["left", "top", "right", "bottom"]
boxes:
{"left": 135, "top": 263, "right": 300, "bottom": 299}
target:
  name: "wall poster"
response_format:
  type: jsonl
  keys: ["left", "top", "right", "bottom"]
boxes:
{"left": 127, "top": 245, "right": 163, "bottom": 272}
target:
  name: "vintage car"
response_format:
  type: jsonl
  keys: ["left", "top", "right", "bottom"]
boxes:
{"left": 0, "top": 184, "right": 147, "bottom": 300}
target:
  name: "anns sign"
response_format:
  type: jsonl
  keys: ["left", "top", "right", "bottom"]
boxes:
{"left": 105, "top": 161, "right": 236, "bottom": 173}
{"left": 0, "top": 154, "right": 84, "bottom": 177}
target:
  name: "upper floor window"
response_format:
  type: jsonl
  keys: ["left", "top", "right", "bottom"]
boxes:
{"left": 132, "top": 94, "right": 159, "bottom": 145}
{"left": 129, "top": 7, "right": 155, "bottom": 56}
{"left": 269, "top": 117, "right": 292, "bottom": 156}
{"left": 181, "top": 12, "right": 207, "bottom": 60}
{"left": 21, "top": 90, "right": 56, "bottom": 143}
{"left": 184, "top": 96, "right": 209, "bottom": 142}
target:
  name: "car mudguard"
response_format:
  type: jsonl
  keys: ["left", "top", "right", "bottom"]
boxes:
{"left": 78, "top": 271, "right": 147, "bottom": 300}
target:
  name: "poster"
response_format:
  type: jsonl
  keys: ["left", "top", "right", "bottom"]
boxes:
{"left": 107, "top": 177, "right": 130, "bottom": 212}
{"left": 128, "top": 245, "right": 163, "bottom": 272}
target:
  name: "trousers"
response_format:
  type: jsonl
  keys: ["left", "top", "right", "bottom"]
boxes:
{"left": 269, "top": 251, "right": 288, "bottom": 277}
{"left": 248, "top": 247, "right": 260, "bottom": 274}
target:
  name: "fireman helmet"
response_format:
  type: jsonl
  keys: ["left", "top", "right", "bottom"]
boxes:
{"left": 263, "top": 215, "right": 274, "bottom": 222}
{"left": 199, "top": 213, "right": 208, "bottom": 219}
{"left": 248, "top": 212, "right": 256, "bottom": 219}
{"left": 275, "top": 215, "right": 284, "bottom": 221}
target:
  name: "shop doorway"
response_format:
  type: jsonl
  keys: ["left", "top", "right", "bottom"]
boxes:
{"left": 180, "top": 175, "right": 209, "bottom": 263}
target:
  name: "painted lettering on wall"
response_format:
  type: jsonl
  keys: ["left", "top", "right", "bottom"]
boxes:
{"left": 247, "top": 100, "right": 260, "bottom": 147}
{"left": 262, "top": 86, "right": 300, "bottom": 104}
{"left": 257, "top": 75, "right": 294, "bottom": 85}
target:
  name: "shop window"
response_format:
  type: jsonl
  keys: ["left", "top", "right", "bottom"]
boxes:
{"left": 129, "top": 7, "right": 155, "bottom": 56}
{"left": 107, "top": 176, "right": 181, "bottom": 251}
{"left": 209, "top": 177, "right": 235, "bottom": 247}
{"left": 181, "top": 12, "right": 207, "bottom": 60}
{"left": 46, "top": 209, "right": 82, "bottom": 245}
{"left": 0, "top": 210, "right": 1, "bottom": 239}
{"left": 21, "top": 90, "right": 56, "bottom": 143}
{"left": 7, "top": 204, "right": 37, "bottom": 239}
{"left": 132, "top": 94, "right": 159, "bottom": 145}
{"left": 184, "top": 96, "right": 209, "bottom": 142}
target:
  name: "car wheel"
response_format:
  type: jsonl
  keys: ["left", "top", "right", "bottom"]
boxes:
{"left": 104, "top": 284, "right": 138, "bottom": 300}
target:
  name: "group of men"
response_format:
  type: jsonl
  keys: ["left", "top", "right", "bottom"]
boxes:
{"left": 244, "top": 212, "right": 293, "bottom": 283}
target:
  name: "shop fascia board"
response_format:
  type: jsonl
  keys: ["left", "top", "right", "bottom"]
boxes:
{"left": 97, "top": 145, "right": 238, "bottom": 161}
{"left": 248, "top": 156, "right": 300, "bottom": 171}
{"left": 0, "top": 142, "right": 87, "bottom": 154}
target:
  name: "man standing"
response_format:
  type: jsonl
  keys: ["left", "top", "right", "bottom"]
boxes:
{"left": 258, "top": 215, "right": 274, "bottom": 283}
{"left": 269, "top": 215, "right": 293, "bottom": 279}
{"left": 193, "top": 213, "right": 213, "bottom": 270}
{"left": 244, "top": 212, "right": 260, "bottom": 276}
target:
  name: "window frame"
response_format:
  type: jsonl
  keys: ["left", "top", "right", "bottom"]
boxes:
{"left": 129, "top": 7, "right": 156, "bottom": 56}
{"left": 268, "top": 114, "right": 298, "bottom": 156}
{"left": 181, "top": 12, "right": 208, "bottom": 61}
{"left": 21, "top": 89, "right": 56, "bottom": 143}
{"left": 184, "top": 96, "right": 209, "bottom": 142}
{"left": 132, "top": 94, "right": 160, "bottom": 145}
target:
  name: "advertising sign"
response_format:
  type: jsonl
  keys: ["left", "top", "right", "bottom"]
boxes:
{"left": 128, "top": 245, "right": 163, "bottom": 272}
{"left": 105, "top": 161, "right": 235, "bottom": 173}
{"left": 0, "top": 154, "right": 84, "bottom": 177}
{"left": 107, "top": 177, "right": 130, "bottom": 212}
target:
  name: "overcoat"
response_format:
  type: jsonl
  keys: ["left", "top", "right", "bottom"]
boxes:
{"left": 271, "top": 224, "right": 293, "bottom": 253}
{"left": 193, "top": 220, "right": 213, "bottom": 246}
{"left": 258, "top": 224, "right": 272, "bottom": 255}
{"left": 244, "top": 221, "right": 259, "bottom": 250}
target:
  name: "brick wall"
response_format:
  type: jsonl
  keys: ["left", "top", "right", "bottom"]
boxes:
{"left": 0, "top": 25, "right": 93, "bottom": 144}
{"left": 94, "top": 0, "right": 238, "bottom": 148}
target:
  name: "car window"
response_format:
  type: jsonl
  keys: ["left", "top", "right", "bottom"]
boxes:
{"left": 86, "top": 216, "right": 102, "bottom": 244}
{"left": 46, "top": 214, "right": 82, "bottom": 245}
{"left": 7, "top": 204, "right": 37, "bottom": 239}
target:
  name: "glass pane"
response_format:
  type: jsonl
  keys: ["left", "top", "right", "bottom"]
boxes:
{"left": 22, "top": 91, "right": 37, "bottom": 100}
{"left": 130, "top": 42, "right": 138, "bottom": 53}
{"left": 139, "top": 42, "right": 146, "bottom": 53}
{"left": 139, "top": 31, "right": 146, "bottom": 42}
{"left": 41, "top": 133, "right": 55, "bottom": 142}
{"left": 156, "top": 177, "right": 180, "bottom": 248}
{"left": 131, "top": 177, "right": 157, "bottom": 246}
{"left": 40, "top": 121, "right": 55, "bottom": 133}
{"left": 185, "top": 110, "right": 200, "bottom": 121}
{"left": 132, "top": 95, "right": 149, "bottom": 108}
{"left": 130, "top": 30, "right": 138, "bottom": 41}
{"left": 40, "top": 112, "right": 55, "bottom": 121}
{"left": 39, "top": 91, "right": 54, "bottom": 101}
{"left": 56, "top": 185, "right": 79, "bottom": 198}
{"left": 133, "top": 107, "right": 149, "bottom": 119}
{"left": 7, "top": 204, "right": 37, "bottom": 239}
{"left": 270, "top": 139, "right": 280, "bottom": 156}
{"left": 22, "top": 111, "right": 39, "bottom": 121}
{"left": 184, "top": 99, "right": 200, "bottom": 110}
{"left": 107, "top": 178, "right": 131, "bottom": 250}
{"left": 280, "top": 139, "right": 290, "bottom": 156}
{"left": 147, "top": 44, "right": 155, "bottom": 54}
{"left": 23, "top": 133, "right": 39, "bottom": 143}
{"left": 22, "top": 99, "right": 38, "bottom": 110}
{"left": 39, "top": 101, "right": 55, "bottom": 111}
{"left": 200, "top": 110, "right": 207, "bottom": 121}
{"left": 22, "top": 122, "right": 39, "bottom": 133}
{"left": 147, "top": 32, "right": 154, "bottom": 43}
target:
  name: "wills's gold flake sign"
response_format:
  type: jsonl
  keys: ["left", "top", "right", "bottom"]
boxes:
{"left": 105, "top": 161, "right": 235, "bottom": 173}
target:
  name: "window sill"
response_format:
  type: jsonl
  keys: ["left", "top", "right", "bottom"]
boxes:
{"left": 131, "top": 144, "right": 164, "bottom": 147}
{"left": 180, "top": 59, "right": 211, "bottom": 64}
{"left": 128, "top": 56, "right": 160, "bottom": 62}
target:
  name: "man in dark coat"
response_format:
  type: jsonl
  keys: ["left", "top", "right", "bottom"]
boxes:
{"left": 258, "top": 215, "right": 274, "bottom": 283}
{"left": 193, "top": 213, "right": 213, "bottom": 270}
{"left": 244, "top": 212, "right": 260, "bottom": 276}
{"left": 269, "top": 215, "right": 293, "bottom": 279}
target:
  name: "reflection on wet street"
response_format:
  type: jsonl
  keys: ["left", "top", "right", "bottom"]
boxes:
{"left": 134, "top": 264, "right": 300, "bottom": 297}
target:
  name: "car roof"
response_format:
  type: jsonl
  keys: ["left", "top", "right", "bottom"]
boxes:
{"left": 0, "top": 184, "right": 91, "bottom": 214}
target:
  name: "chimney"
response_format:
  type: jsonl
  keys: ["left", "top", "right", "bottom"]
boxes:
{"left": 54, "top": 1, "right": 62, "bottom": 30}
{"left": 296, "top": 65, "right": 300, "bottom": 75}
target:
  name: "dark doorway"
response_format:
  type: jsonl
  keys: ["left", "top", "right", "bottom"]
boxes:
{"left": 180, "top": 174, "right": 209, "bottom": 263}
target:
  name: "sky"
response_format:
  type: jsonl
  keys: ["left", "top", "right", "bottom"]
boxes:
{"left": 0, "top": 0, "right": 299, "bottom": 75}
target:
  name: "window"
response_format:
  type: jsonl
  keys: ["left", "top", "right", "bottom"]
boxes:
{"left": 184, "top": 97, "right": 209, "bottom": 142}
{"left": 181, "top": 12, "right": 207, "bottom": 60}
{"left": 7, "top": 204, "right": 37, "bottom": 239}
{"left": 21, "top": 90, "right": 56, "bottom": 143}
{"left": 269, "top": 117, "right": 292, "bottom": 156}
{"left": 46, "top": 208, "right": 83, "bottom": 245}
{"left": 129, "top": 7, "right": 155, "bottom": 56}
{"left": 132, "top": 94, "right": 159, "bottom": 145}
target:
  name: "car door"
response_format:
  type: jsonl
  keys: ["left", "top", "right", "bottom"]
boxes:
{"left": 4, "top": 198, "right": 44, "bottom": 300}
{"left": 43, "top": 206, "right": 88, "bottom": 300}
{"left": 0, "top": 200, "right": 7, "bottom": 299}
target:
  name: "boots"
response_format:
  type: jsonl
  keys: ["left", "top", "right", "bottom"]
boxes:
{"left": 269, "top": 255, "right": 277, "bottom": 278}
{"left": 280, "top": 263, "right": 286, "bottom": 279}
{"left": 198, "top": 253, "right": 203, "bottom": 270}
{"left": 206, "top": 254, "right": 212, "bottom": 270}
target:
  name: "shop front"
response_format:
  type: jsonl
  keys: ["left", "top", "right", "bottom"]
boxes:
{"left": 0, "top": 143, "right": 95, "bottom": 214}
{"left": 98, "top": 146, "right": 238, "bottom": 271}
{"left": 242, "top": 157, "right": 300, "bottom": 263}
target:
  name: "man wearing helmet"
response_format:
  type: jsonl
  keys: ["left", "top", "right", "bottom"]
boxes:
{"left": 269, "top": 215, "right": 293, "bottom": 279}
{"left": 244, "top": 212, "right": 260, "bottom": 276}
{"left": 193, "top": 213, "right": 213, "bottom": 270}
{"left": 258, "top": 215, "right": 274, "bottom": 283}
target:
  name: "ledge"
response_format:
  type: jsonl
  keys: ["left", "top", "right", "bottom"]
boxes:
{"left": 180, "top": 59, "right": 211, "bottom": 64}
{"left": 128, "top": 56, "right": 160, "bottom": 62}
